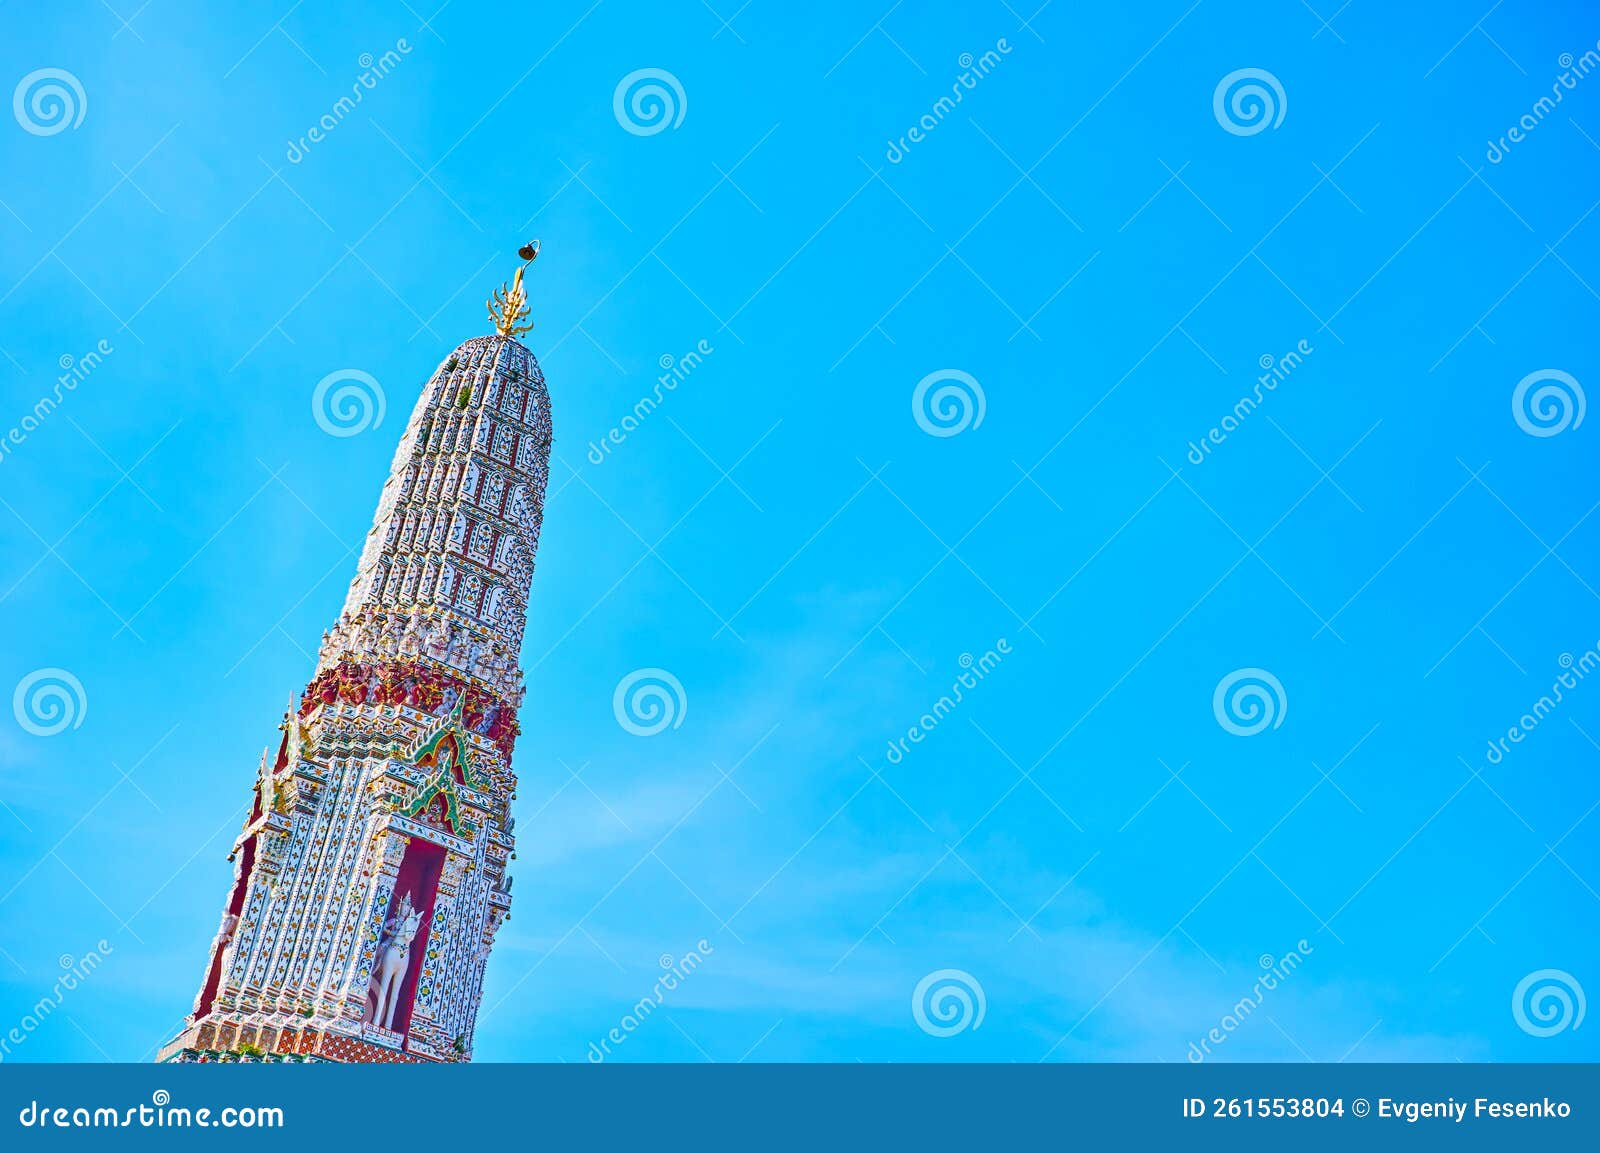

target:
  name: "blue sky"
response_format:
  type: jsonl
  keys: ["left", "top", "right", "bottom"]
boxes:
{"left": 1, "top": 0, "right": 1598, "bottom": 1063}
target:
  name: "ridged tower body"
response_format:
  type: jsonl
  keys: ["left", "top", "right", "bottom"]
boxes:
{"left": 161, "top": 250, "right": 551, "bottom": 1063}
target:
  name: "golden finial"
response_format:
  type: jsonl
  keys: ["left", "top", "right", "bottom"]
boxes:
{"left": 488, "top": 240, "right": 540, "bottom": 337}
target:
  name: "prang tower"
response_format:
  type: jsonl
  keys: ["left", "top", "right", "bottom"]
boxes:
{"left": 161, "top": 246, "right": 552, "bottom": 1063}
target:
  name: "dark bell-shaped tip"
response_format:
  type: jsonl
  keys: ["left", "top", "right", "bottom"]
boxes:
{"left": 518, "top": 240, "right": 540, "bottom": 262}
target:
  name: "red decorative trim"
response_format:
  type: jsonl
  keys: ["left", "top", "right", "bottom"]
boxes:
{"left": 194, "top": 833, "right": 255, "bottom": 1018}
{"left": 299, "top": 659, "right": 520, "bottom": 762}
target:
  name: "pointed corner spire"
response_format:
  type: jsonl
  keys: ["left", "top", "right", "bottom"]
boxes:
{"left": 488, "top": 241, "right": 540, "bottom": 337}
